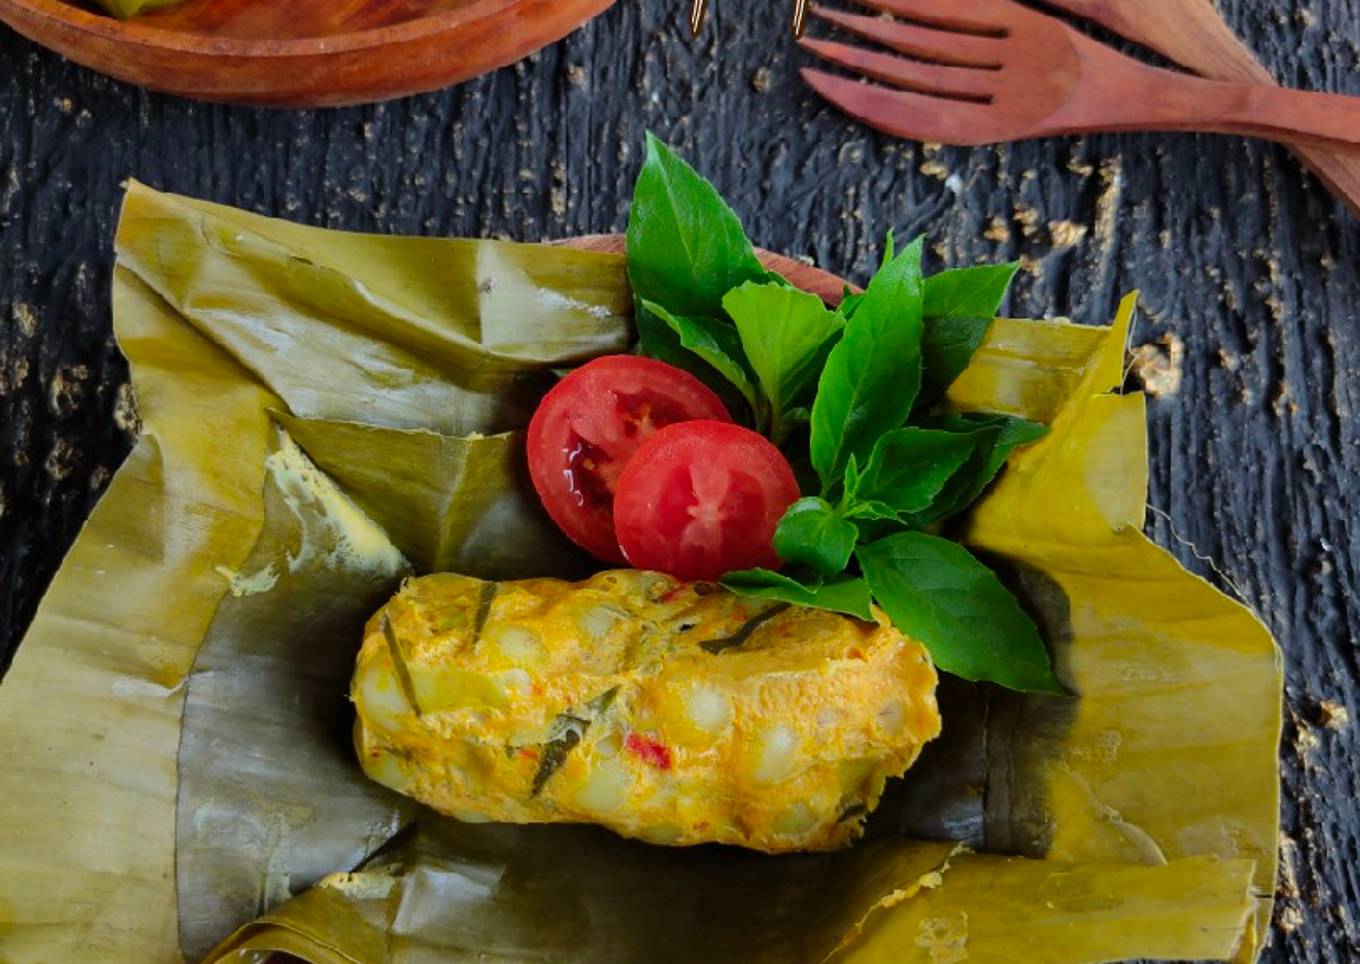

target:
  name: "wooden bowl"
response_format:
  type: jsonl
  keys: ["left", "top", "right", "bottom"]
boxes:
{"left": 563, "top": 235, "right": 851, "bottom": 305}
{"left": 0, "top": 0, "right": 617, "bottom": 106}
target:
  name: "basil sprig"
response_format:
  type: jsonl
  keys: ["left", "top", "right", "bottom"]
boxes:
{"left": 625, "top": 134, "right": 1062, "bottom": 696}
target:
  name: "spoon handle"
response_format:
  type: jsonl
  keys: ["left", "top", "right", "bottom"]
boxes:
{"left": 1191, "top": 81, "right": 1360, "bottom": 151}
{"left": 1036, "top": 0, "right": 1267, "bottom": 79}
{"left": 1038, "top": 0, "right": 1360, "bottom": 215}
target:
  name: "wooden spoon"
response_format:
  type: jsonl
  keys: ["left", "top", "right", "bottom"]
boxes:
{"left": 1036, "top": 0, "right": 1360, "bottom": 216}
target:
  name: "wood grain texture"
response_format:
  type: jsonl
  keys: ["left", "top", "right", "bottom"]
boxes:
{"left": 0, "top": 0, "right": 616, "bottom": 105}
{"left": 1, "top": 0, "right": 1358, "bottom": 959}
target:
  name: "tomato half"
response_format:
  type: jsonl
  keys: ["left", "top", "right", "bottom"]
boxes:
{"left": 527, "top": 356, "right": 733, "bottom": 563}
{"left": 612, "top": 421, "right": 800, "bottom": 581}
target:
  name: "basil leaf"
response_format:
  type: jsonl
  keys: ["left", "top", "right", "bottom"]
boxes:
{"left": 722, "top": 569, "right": 874, "bottom": 621}
{"left": 724, "top": 281, "right": 845, "bottom": 434}
{"left": 634, "top": 302, "right": 750, "bottom": 414}
{"left": 912, "top": 413, "right": 1048, "bottom": 524}
{"left": 915, "top": 263, "right": 1018, "bottom": 406}
{"left": 641, "top": 300, "right": 761, "bottom": 413}
{"left": 923, "top": 263, "right": 1020, "bottom": 321}
{"left": 773, "top": 496, "right": 858, "bottom": 578}
{"left": 841, "top": 455, "right": 905, "bottom": 523}
{"left": 857, "top": 532, "right": 1063, "bottom": 694}
{"left": 969, "top": 413, "right": 1049, "bottom": 479}
{"left": 838, "top": 288, "right": 865, "bottom": 319}
{"left": 843, "top": 499, "right": 905, "bottom": 523}
{"left": 626, "top": 133, "right": 768, "bottom": 318}
{"left": 809, "top": 235, "right": 926, "bottom": 490}
{"left": 847, "top": 427, "right": 978, "bottom": 516}
{"left": 918, "top": 316, "right": 993, "bottom": 407}
{"left": 635, "top": 299, "right": 693, "bottom": 366}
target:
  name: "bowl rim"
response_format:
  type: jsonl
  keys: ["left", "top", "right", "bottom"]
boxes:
{"left": 1, "top": 0, "right": 549, "bottom": 59}
{"left": 559, "top": 234, "right": 854, "bottom": 306}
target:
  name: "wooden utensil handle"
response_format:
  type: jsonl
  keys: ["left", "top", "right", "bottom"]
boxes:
{"left": 1037, "top": 0, "right": 1270, "bottom": 82}
{"left": 1041, "top": 0, "right": 1360, "bottom": 216}
{"left": 1169, "top": 79, "right": 1360, "bottom": 150}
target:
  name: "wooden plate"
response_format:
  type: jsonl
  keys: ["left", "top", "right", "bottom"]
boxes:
{"left": 0, "top": 0, "right": 616, "bottom": 106}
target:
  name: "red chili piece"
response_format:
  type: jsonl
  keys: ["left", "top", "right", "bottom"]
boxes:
{"left": 625, "top": 733, "right": 673, "bottom": 770}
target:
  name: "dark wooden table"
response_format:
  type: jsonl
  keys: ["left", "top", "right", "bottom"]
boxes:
{"left": 2, "top": 1, "right": 1358, "bottom": 960}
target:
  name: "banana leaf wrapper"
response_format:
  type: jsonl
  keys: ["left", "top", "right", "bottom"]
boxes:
{"left": 0, "top": 183, "right": 1282, "bottom": 964}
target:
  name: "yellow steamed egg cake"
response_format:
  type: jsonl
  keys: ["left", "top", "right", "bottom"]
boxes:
{"left": 352, "top": 569, "right": 941, "bottom": 853}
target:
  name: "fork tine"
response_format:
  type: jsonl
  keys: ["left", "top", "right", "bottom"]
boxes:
{"left": 809, "top": 6, "right": 1004, "bottom": 68}
{"left": 801, "top": 67, "right": 998, "bottom": 146}
{"left": 799, "top": 37, "right": 997, "bottom": 101}
{"left": 844, "top": 0, "right": 1008, "bottom": 34}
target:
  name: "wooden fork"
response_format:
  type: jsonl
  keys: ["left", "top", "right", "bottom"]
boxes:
{"left": 799, "top": 0, "right": 1360, "bottom": 149}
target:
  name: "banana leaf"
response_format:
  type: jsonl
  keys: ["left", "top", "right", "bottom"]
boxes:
{"left": 0, "top": 183, "right": 1281, "bottom": 964}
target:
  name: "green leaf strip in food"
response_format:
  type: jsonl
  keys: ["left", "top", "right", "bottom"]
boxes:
{"left": 380, "top": 612, "right": 424, "bottom": 718}
{"left": 700, "top": 603, "right": 793, "bottom": 655}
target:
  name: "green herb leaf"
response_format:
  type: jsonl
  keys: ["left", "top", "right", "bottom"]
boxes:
{"left": 722, "top": 569, "right": 875, "bottom": 621}
{"left": 626, "top": 133, "right": 769, "bottom": 319}
{"left": 772, "top": 496, "right": 858, "bottom": 578}
{"left": 838, "top": 288, "right": 865, "bottom": 319}
{"left": 846, "top": 427, "right": 979, "bottom": 516}
{"left": 910, "top": 413, "right": 1048, "bottom": 525}
{"left": 918, "top": 316, "right": 992, "bottom": 406}
{"left": 641, "top": 300, "right": 762, "bottom": 414}
{"left": 809, "top": 235, "right": 926, "bottom": 490}
{"left": 969, "top": 412, "right": 1049, "bottom": 478}
{"left": 843, "top": 500, "right": 906, "bottom": 523}
{"left": 633, "top": 302, "right": 750, "bottom": 415}
{"left": 724, "top": 281, "right": 845, "bottom": 435}
{"left": 856, "top": 532, "right": 1064, "bottom": 694}
{"left": 924, "top": 263, "right": 1020, "bottom": 320}
{"left": 915, "top": 263, "right": 1018, "bottom": 405}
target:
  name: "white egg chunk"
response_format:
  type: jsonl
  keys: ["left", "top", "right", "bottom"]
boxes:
{"left": 749, "top": 724, "right": 801, "bottom": 786}
{"left": 363, "top": 747, "right": 412, "bottom": 794}
{"left": 579, "top": 605, "right": 622, "bottom": 639}
{"left": 575, "top": 760, "right": 628, "bottom": 813}
{"left": 876, "top": 699, "right": 906, "bottom": 736}
{"left": 355, "top": 659, "right": 413, "bottom": 734}
{"left": 495, "top": 668, "right": 533, "bottom": 697}
{"left": 685, "top": 684, "right": 733, "bottom": 734}
{"left": 773, "top": 802, "right": 818, "bottom": 837}
{"left": 486, "top": 623, "right": 544, "bottom": 666}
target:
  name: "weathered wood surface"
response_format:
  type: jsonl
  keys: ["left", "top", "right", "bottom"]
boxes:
{"left": 1, "top": 1, "right": 1358, "bottom": 959}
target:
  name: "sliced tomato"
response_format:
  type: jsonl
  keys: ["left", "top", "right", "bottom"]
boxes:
{"left": 612, "top": 421, "right": 800, "bottom": 581}
{"left": 527, "top": 356, "right": 733, "bottom": 563}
